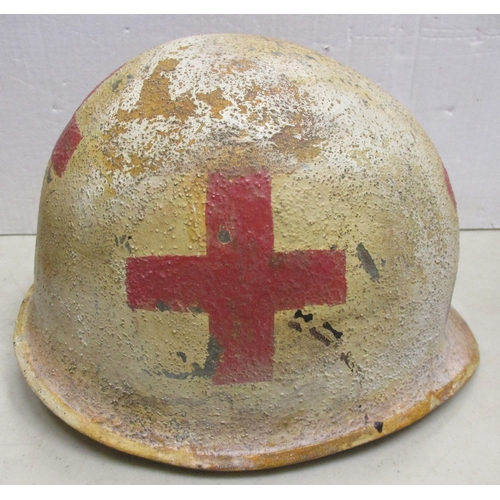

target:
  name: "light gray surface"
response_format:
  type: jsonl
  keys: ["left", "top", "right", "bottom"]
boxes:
{"left": 1, "top": 14, "right": 500, "bottom": 234}
{"left": 0, "top": 231, "right": 498, "bottom": 484}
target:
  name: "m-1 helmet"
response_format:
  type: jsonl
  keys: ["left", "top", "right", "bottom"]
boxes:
{"left": 14, "top": 33, "right": 479, "bottom": 470}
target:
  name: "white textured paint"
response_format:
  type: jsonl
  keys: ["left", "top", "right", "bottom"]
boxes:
{"left": 1, "top": 14, "right": 499, "bottom": 233}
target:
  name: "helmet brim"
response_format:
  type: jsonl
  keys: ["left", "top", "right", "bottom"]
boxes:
{"left": 14, "top": 284, "right": 479, "bottom": 471}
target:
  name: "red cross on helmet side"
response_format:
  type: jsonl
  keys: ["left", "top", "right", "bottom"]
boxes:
{"left": 14, "top": 34, "right": 479, "bottom": 470}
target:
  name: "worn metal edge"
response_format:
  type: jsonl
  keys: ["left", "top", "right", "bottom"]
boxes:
{"left": 14, "top": 284, "right": 480, "bottom": 471}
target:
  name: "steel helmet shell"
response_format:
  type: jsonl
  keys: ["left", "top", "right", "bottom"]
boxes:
{"left": 14, "top": 34, "right": 479, "bottom": 470}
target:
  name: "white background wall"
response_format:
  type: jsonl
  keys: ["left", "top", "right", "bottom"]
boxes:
{"left": 1, "top": 14, "right": 499, "bottom": 234}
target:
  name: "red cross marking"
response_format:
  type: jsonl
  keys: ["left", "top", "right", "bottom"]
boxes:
{"left": 126, "top": 171, "right": 347, "bottom": 385}
{"left": 48, "top": 64, "right": 126, "bottom": 179}
{"left": 50, "top": 114, "right": 82, "bottom": 177}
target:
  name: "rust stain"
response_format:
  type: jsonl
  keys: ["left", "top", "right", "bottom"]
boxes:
{"left": 244, "top": 85, "right": 261, "bottom": 104}
{"left": 243, "top": 83, "right": 286, "bottom": 112}
{"left": 196, "top": 89, "right": 232, "bottom": 119}
{"left": 219, "top": 58, "right": 258, "bottom": 75}
{"left": 152, "top": 58, "right": 180, "bottom": 72}
{"left": 271, "top": 123, "right": 322, "bottom": 162}
{"left": 239, "top": 81, "right": 324, "bottom": 161}
{"left": 117, "top": 59, "right": 196, "bottom": 124}
{"left": 128, "top": 152, "right": 159, "bottom": 176}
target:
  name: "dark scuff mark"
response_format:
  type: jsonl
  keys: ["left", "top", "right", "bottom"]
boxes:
{"left": 142, "top": 369, "right": 152, "bottom": 376}
{"left": 288, "top": 321, "right": 302, "bottom": 332}
{"left": 357, "top": 243, "right": 380, "bottom": 281}
{"left": 191, "top": 336, "right": 223, "bottom": 378}
{"left": 188, "top": 305, "right": 203, "bottom": 314}
{"left": 46, "top": 169, "right": 53, "bottom": 184}
{"left": 162, "top": 336, "right": 222, "bottom": 380}
{"left": 323, "top": 321, "right": 343, "bottom": 339}
{"left": 340, "top": 351, "right": 354, "bottom": 372}
{"left": 112, "top": 78, "right": 123, "bottom": 92}
{"left": 374, "top": 421, "right": 384, "bottom": 433}
{"left": 202, "top": 336, "right": 222, "bottom": 376}
{"left": 156, "top": 300, "right": 171, "bottom": 312}
{"left": 217, "top": 226, "right": 231, "bottom": 244}
{"left": 176, "top": 351, "right": 187, "bottom": 363}
{"left": 381, "top": 258, "right": 386, "bottom": 267}
{"left": 162, "top": 368, "right": 189, "bottom": 380}
{"left": 116, "top": 234, "right": 132, "bottom": 253}
{"left": 295, "top": 309, "right": 313, "bottom": 322}
{"left": 309, "top": 327, "right": 331, "bottom": 346}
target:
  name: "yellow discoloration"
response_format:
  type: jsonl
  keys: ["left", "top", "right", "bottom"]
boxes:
{"left": 134, "top": 308, "right": 210, "bottom": 375}
{"left": 129, "top": 170, "right": 207, "bottom": 257}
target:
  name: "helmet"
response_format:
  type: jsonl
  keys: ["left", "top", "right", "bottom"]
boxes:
{"left": 14, "top": 33, "right": 479, "bottom": 470}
